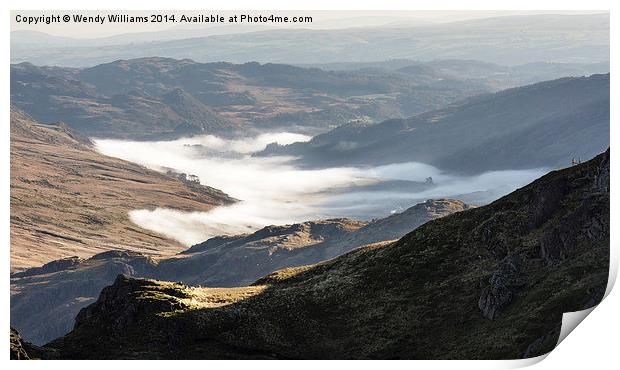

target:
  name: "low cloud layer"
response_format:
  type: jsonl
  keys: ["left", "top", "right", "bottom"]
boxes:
{"left": 96, "top": 133, "right": 548, "bottom": 246}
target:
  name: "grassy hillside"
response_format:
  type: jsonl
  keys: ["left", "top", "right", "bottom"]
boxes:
{"left": 10, "top": 108, "right": 233, "bottom": 270}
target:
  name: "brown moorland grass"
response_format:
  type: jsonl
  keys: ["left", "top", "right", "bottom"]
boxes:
{"left": 10, "top": 108, "right": 234, "bottom": 271}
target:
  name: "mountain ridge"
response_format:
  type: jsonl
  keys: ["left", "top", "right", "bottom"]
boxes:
{"left": 11, "top": 198, "right": 469, "bottom": 345}
{"left": 15, "top": 149, "right": 609, "bottom": 359}
{"left": 11, "top": 57, "right": 494, "bottom": 139}
{"left": 259, "top": 73, "right": 610, "bottom": 175}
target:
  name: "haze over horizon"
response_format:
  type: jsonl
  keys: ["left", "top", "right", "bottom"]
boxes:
{"left": 11, "top": 10, "right": 608, "bottom": 39}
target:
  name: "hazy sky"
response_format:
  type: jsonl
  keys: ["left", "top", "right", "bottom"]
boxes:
{"left": 11, "top": 10, "right": 606, "bottom": 38}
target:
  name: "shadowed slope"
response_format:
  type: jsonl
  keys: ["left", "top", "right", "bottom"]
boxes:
{"left": 261, "top": 74, "right": 609, "bottom": 174}
{"left": 43, "top": 150, "right": 609, "bottom": 359}
{"left": 11, "top": 199, "right": 468, "bottom": 345}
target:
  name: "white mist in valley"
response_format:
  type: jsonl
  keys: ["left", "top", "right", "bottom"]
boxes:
{"left": 95, "top": 134, "right": 548, "bottom": 246}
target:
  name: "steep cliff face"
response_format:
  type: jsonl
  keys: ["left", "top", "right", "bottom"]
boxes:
{"left": 42, "top": 150, "right": 609, "bottom": 359}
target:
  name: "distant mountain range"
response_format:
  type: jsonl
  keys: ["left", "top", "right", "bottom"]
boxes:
{"left": 13, "top": 149, "right": 609, "bottom": 359}
{"left": 260, "top": 74, "right": 610, "bottom": 174}
{"left": 11, "top": 14, "right": 609, "bottom": 67}
{"left": 10, "top": 57, "right": 496, "bottom": 139}
{"left": 11, "top": 56, "right": 609, "bottom": 140}
{"left": 300, "top": 59, "right": 610, "bottom": 89}
{"left": 11, "top": 25, "right": 271, "bottom": 48}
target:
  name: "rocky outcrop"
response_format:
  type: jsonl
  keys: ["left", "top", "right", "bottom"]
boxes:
{"left": 10, "top": 328, "right": 31, "bottom": 360}
{"left": 10, "top": 252, "right": 158, "bottom": 345}
{"left": 476, "top": 149, "right": 610, "bottom": 321}
{"left": 10, "top": 327, "right": 56, "bottom": 360}
{"left": 595, "top": 148, "right": 610, "bottom": 193}
{"left": 73, "top": 275, "right": 191, "bottom": 334}
{"left": 478, "top": 256, "right": 525, "bottom": 319}
{"left": 12, "top": 256, "right": 83, "bottom": 278}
